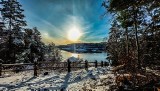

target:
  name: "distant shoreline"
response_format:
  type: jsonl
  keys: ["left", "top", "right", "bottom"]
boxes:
{"left": 60, "top": 49, "right": 106, "bottom": 53}
{"left": 57, "top": 42, "right": 106, "bottom": 53}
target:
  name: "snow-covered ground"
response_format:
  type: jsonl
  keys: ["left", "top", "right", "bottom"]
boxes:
{"left": 0, "top": 67, "right": 115, "bottom": 91}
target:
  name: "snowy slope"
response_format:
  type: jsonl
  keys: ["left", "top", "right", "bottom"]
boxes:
{"left": 0, "top": 67, "right": 115, "bottom": 91}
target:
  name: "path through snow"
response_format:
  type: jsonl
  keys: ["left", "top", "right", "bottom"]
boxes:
{"left": 0, "top": 67, "right": 115, "bottom": 91}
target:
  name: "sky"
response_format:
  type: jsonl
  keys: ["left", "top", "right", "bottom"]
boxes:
{"left": 19, "top": 0, "right": 111, "bottom": 45}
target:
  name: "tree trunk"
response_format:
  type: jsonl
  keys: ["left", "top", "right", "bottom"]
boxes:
{"left": 133, "top": 6, "right": 140, "bottom": 68}
{"left": 125, "top": 27, "right": 129, "bottom": 55}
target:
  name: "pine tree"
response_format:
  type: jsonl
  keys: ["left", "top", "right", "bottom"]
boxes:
{"left": 0, "top": 15, "right": 7, "bottom": 63}
{"left": 24, "top": 27, "right": 45, "bottom": 63}
{"left": 106, "top": 20, "right": 121, "bottom": 65}
{"left": 103, "top": 0, "right": 160, "bottom": 87}
{"left": 103, "top": 0, "right": 151, "bottom": 68}
{"left": 0, "top": 0, "right": 61, "bottom": 63}
{"left": 0, "top": 0, "right": 26, "bottom": 63}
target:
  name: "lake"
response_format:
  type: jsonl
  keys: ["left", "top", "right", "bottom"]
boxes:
{"left": 61, "top": 50, "right": 108, "bottom": 62}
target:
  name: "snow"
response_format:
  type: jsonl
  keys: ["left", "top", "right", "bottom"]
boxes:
{"left": 0, "top": 67, "right": 115, "bottom": 91}
{"left": 13, "top": 38, "right": 25, "bottom": 46}
{"left": 67, "top": 56, "right": 81, "bottom": 62}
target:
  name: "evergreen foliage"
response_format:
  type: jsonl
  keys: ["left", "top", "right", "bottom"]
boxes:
{"left": 0, "top": 0, "right": 62, "bottom": 63}
{"left": 103, "top": 0, "right": 160, "bottom": 67}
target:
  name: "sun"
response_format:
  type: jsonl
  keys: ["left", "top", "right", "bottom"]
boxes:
{"left": 68, "top": 27, "right": 82, "bottom": 41}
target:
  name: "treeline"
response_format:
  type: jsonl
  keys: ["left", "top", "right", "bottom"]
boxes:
{"left": 103, "top": 0, "right": 160, "bottom": 68}
{"left": 0, "top": 0, "right": 62, "bottom": 63}
{"left": 58, "top": 43, "right": 105, "bottom": 53}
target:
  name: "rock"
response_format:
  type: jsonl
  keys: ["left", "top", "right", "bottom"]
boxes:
{"left": 90, "top": 76, "right": 97, "bottom": 80}
{"left": 44, "top": 72, "right": 49, "bottom": 76}
{"left": 27, "top": 83, "right": 31, "bottom": 86}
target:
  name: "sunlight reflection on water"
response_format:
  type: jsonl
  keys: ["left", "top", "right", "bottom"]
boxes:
{"left": 71, "top": 53, "right": 79, "bottom": 58}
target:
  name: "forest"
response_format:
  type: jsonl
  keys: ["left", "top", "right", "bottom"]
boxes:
{"left": 103, "top": 0, "right": 160, "bottom": 90}
{"left": 0, "top": 0, "right": 62, "bottom": 64}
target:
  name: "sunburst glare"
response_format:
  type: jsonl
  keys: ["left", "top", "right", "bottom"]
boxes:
{"left": 67, "top": 26, "right": 82, "bottom": 41}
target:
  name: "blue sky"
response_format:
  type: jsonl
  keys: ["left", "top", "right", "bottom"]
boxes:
{"left": 19, "top": 0, "right": 111, "bottom": 45}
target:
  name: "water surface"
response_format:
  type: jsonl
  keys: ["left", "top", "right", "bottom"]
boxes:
{"left": 61, "top": 50, "right": 108, "bottom": 62}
